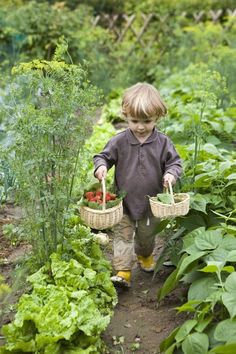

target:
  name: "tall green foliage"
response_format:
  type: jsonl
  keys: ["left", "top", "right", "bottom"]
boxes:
{"left": 1, "top": 43, "right": 101, "bottom": 264}
{"left": 125, "top": 0, "right": 236, "bottom": 13}
{"left": 0, "top": 1, "right": 113, "bottom": 92}
{"left": 1, "top": 0, "right": 236, "bottom": 93}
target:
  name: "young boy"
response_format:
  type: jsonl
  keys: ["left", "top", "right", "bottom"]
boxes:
{"left": 93, "top": 82, "right": 182, "bottom": 287}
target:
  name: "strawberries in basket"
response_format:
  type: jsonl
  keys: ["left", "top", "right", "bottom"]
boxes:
{"left": 83, "top": 190, "right": 122, "bottom": 210}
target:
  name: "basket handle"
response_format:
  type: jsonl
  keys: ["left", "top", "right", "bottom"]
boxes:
{"left": 101, "top": 177, "right": 106, "bottom": 211}
{"left": 166, "top": 180, "right": 175, "bottom": 204}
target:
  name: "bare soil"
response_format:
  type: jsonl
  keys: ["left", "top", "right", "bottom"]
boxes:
{"left": 0, "top": 204, "right": 28, "bottom": 280}
{"left": 0, "top": 204, "right": 32, "bottom": 333}
{"left": 0, "top": 205, "right": 189, "bottom": 353}
{"left": 102, "top": 237, "right": 188, "bottom": 354}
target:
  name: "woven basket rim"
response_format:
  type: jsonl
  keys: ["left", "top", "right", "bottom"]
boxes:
{"left": 149, "top": 193, "right": 190, "bottom": 207}
{"left": 80, "top": 200, "right": 123, "bottom": 215}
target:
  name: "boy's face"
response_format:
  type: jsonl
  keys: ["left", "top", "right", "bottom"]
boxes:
{"left": 127, "top": 116, "right": 157, "bottom": 141}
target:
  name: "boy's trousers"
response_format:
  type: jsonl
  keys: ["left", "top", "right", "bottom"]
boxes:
{"left": 112, "top": 214, "right": 159, "bottom": 271}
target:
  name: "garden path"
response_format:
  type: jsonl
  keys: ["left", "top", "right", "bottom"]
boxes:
{"left": 103, "top": 237, "right": 188, "bottom": 354}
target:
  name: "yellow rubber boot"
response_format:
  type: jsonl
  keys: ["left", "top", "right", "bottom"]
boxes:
{"left": 111, "top": 270, "right": 131, "bottom": 288}
{"left": 137, "top": 255, "right": 155, "bottom": 272}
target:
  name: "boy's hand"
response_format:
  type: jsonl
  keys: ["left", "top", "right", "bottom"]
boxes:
{"left": 163, "top": 173, "right": 176, "bottom": 188}
{"left": 95, "top": 165, "right": 107, "bottom": 181}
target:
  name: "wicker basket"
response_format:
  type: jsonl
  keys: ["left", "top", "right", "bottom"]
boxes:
{"left": 80, "top": 178, "right": 123, "bottom": 230}
{"left": 149, "top": 181, "right": 190, "bottom": 219}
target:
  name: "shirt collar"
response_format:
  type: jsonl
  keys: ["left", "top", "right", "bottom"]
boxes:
{"left": 126, "top": 128, "right": 158, "bottom": 145}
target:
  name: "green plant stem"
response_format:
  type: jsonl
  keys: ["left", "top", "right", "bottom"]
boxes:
{"left": 61, "top": 146, "right": 81, "bottom": 241}
{"left": 50, "top": 135, "right": 58, "bottom": 251}
{"left": 39, "top": 188, "right": 49, "bottom": 262}
{"left": 192, "top": 101, "right": 205, "bottom": 187}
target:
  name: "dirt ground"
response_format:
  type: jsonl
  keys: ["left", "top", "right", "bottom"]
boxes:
{"left": 102, "top": 237, "right": 188, "bottom": 354}
{"left": 0, "top": 205, "right": 188, "bottom": 354}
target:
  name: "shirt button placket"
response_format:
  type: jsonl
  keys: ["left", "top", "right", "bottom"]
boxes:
{"left": 140, "top": 144, "right": 145, "bottom": 174}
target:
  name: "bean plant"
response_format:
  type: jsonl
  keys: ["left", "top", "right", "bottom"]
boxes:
{"left": 1, "top": 43, "right": 101, "bottom": 265}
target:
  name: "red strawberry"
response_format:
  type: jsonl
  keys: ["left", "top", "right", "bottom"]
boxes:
{"left": 94, "top": 195, "right": 102, "bottom": 201}
{"left": 85, "top": 191, "right": 94, "bottom": 200}
{"left": 95, "top": 191, "right": 103, "bottom": 197}
{"left": 109, "top": 193, "right": 117, "bottom": 200}
{"left": 105, "top": 194, "right": 111, "bottom": 202}
{"left": 89, "top": 197, "right": 97, "bottom": 202}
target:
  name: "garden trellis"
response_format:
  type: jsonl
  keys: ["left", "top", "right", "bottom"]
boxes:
{"left": 92, "top": 9, "right": 236, "bottom": 52}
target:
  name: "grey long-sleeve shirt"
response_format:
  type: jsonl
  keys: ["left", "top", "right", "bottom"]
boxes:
{"left": 93, "top": 128, "right": 182, "bottom": 220}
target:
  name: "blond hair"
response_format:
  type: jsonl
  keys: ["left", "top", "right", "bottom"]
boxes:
{"left": 122, "top": 82, "right": 167, "bottom": 120}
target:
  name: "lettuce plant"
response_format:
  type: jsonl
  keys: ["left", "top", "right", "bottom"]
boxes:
{"left": 0, "top": 225, "right": 117, "bottom": 353}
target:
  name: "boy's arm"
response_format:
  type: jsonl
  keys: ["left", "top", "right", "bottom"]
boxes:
{"left": 163, "top": 173, "right": 176, "bottom": 188}
{"left": 93, "top": 139, "right": 117, "bottom": 179}
{"left": 94, "top": 165, "right": 107, "bottom": 181}
{"left": 163, "top": 142, "right": 182, "bottom": 184}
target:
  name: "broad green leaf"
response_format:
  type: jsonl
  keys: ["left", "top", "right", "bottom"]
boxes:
{"left": 222, "top": 293, "right": 236, "bottom": 318}
{"left": 227, "top": 173, "right": 236, "bottom": 180}
{"left": 195, "top": 316, "right": 213, "bottom": 333}
{"left": 214, "top": 319, "right": 236, "bottom": 342}
{"left": 157, "top": 268, "right": 179, "bottom": 301}
{"left": 209, "top": 343, "right": 236, "bottom": 354}
{"left": 182, "top": 243, "right": 200, "bottom": 255}
{"left": 227, "top": 251, "right": 236, "bottom": 262}
{"left": 180, "top": 213, "right": 207, "bottom": 231}
{"left": 223, "top": 118, "right": 235, "bottom": 134}
{"left": 175, "top": 319, "right": 198, "bottom": 343}
{"left": 219, "top": 160, "right": 232, "bottom": 173}
{"left": 165, "top": 343, "right": 177, "bottom": 354}
{"left": 206, "top": 248, "right": 228, "bottom": 263}
{"left": 225, "top": 180, "right": 236, "bottom": 188}
{"left": 206, "top": 261, "right": 224, "bottom": 268}
{"left": 195, "top": 230, "right": 222, "bottom": 251}
{"left": 194, "top": 173, "right": 212, "bottom": 188}
{"left": 206, "top": 289, "right": 224, "bottom": 305}
{"left": 221, "top": 237, "right": 236, "bottom": 252}
{"left": 224, "top": 273, "right": 236, "bottom": 293}
{"left": 222, "top": 274, "right": 236, "bottom": 318}
{"left": 176, "top": 252, "right": 206, "bottom": 279}
{"left": 190, "top": 193, "right": 208, "bottom": 213}
{"left": 182, "top": 332, "right": 209, "bottom": 354}
{"left": 208, "top": 120, "right": 221, "bottom": 132}
{"left": 199, "top": 265, "right": 219, "bottom": 273}
{"left": 210, "top": 195, "right": 225, "bottom": 206}
{"left": 182, "top": 227, "right": 205, "bottom": 254}
{"left": 176, "top": 300, "right": 201, "bottom": 313}
{"left": 227, "top": 198, "right": 236, "bottom": 211}
{"left": 206, "top": 135, "right": 221, "bottom": 145}
{"left": 202, "top": 143, "right": 221, "bottom": 157}
{"left": 222, "top": 266, "right": 235, "bottom": 273}
{"left": 160, "top": 327, "right": 180, "bottom": 352}
{"left": 188, "top": 276, "right": 217, "bottom": 301}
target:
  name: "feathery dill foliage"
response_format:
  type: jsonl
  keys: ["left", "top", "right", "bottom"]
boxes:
{"left": 3, "top": 45, "right": 101, "bottom": 265}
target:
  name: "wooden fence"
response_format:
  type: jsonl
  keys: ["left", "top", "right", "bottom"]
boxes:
{"left": 92, "top": 9, "right": 236, "bottom": 49}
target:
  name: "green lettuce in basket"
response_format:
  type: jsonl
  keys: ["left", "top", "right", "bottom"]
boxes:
{"left": 155, "top": 193, "right": 183, "bottom": 204}
{"left": 156, "top": 193, "right": 174, "bottom": 205}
